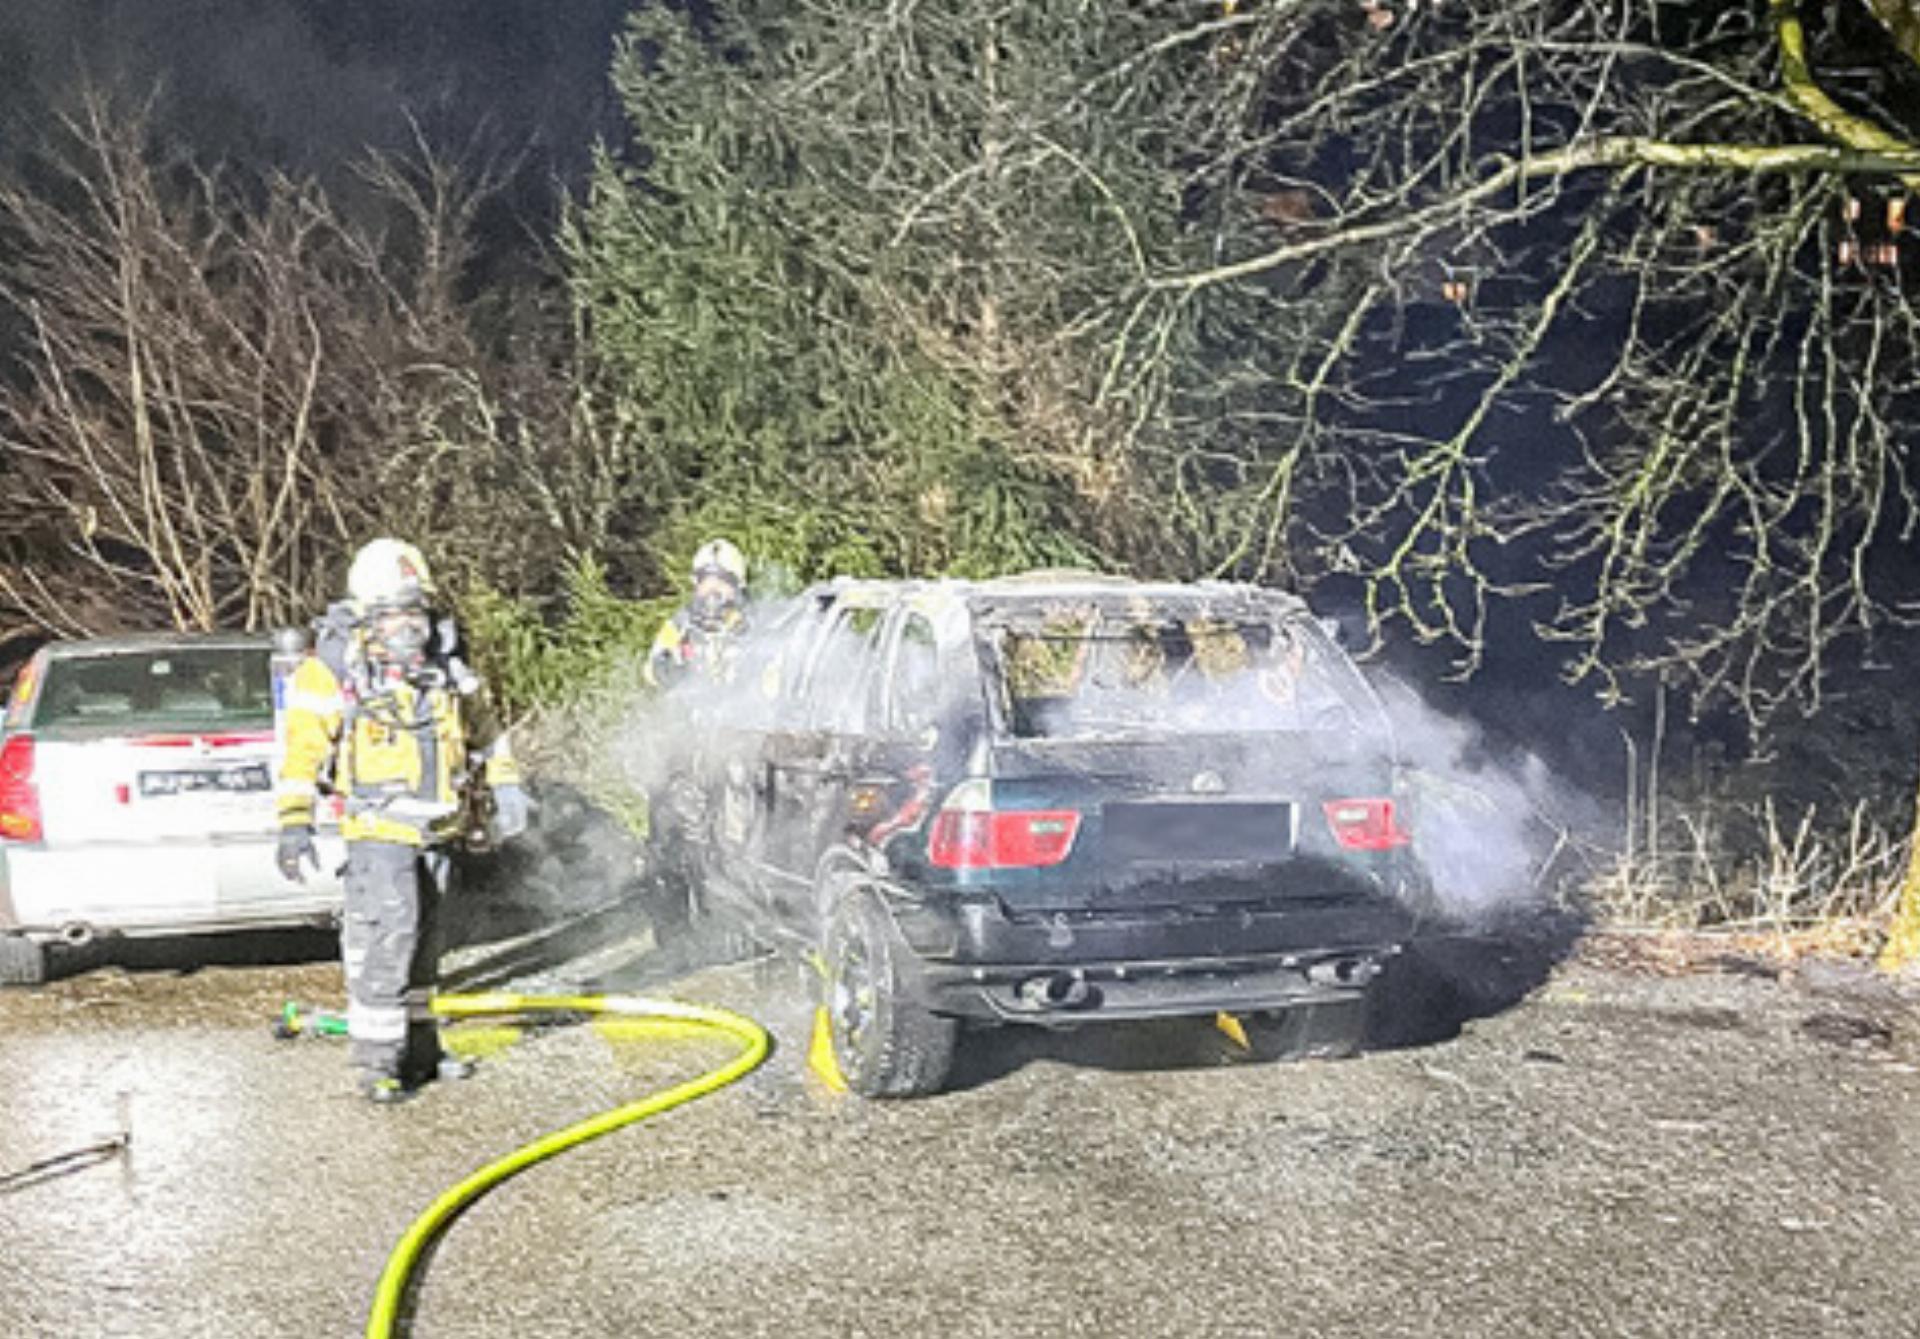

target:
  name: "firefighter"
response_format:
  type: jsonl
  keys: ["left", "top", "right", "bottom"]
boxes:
{"left": 645, "top": 538, "right": 750, "bottom": 690}
{"left": 640, "top": 539, "right": 751, "bottom": 948}
{"left": 274, "top": 538, "right": 529, "bottom": 1104}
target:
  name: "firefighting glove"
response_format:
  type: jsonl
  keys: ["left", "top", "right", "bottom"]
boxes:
{"left": 490, "top": 785, "right": 532, "bottom": 844}
{"left": 276, "top": 826, "right": 319, "bottom": 883}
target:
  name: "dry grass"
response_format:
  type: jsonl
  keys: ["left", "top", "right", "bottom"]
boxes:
{"left": 1582, "top": 797, "right": 1907, "bottom": 960}
{"left": 1576, "top": 919, "right": 1890, "bottom": 976}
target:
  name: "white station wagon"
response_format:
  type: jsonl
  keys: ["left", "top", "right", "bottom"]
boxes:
{"left": 0, "top": 633, "right": 344, "bottom": 984}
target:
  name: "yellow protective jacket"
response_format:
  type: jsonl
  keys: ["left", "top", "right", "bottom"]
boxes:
{"left": 645, "top": 605, "right": 748, "bottom": 690}
{"left": 275, "top": 650, "right": 520, "bottom": 846}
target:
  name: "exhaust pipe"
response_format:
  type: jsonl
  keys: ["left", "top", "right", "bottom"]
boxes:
{"left": 58, "top": 922, "right": 96, "bottom": 950}
{"left": 1016, "top": 972, "right": 1091, "bottom": 1010}
{"left": 1306, "top": 956, "right": 1379, "bottom": 988}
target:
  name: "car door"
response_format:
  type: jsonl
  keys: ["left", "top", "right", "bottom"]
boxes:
{"left": 849, "top": 606, "right": 952, "bottom": 875}
{"left": 759, "top": 595, "right": 889, "bottom": 913}
{"left": 706, "top": 591, "right": 829, "bottom": 908}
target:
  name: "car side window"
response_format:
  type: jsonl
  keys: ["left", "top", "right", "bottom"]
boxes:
{"left": 802, "top": 602, "right": 888, "bottom": 733}
{"left": 888, "top": 614, "right": 941, "bottom": 739}
{"left": 762, "top": 596, "right": 833, "bottom": 707}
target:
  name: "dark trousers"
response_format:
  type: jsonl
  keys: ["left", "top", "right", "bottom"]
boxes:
{"left": 341, "top": 839, "right": 449, "bottom": 1083}
{"left": 646, "top": 778, "right": 705, "bottom": 942}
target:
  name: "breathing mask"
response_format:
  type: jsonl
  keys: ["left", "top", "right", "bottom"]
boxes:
{"left": 689, "top": 576, "right": 741, "bottom": 632}
{"left": 364, "top": 604, "right": 432, "bottom": 670}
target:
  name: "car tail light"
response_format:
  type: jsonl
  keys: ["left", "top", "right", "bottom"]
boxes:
{"left": 1322, "top": 797, "right": 1409, "bottom": 852}
{"left": 0, "top": 734, "right": 43, "bottom": 842}
{"left": 928, "top": 780, "right": 1080, "bottom": 870}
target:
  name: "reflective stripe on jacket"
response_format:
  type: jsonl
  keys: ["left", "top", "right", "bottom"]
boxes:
{"left": 276, "top": 653, "right": 520, "bottom": 846}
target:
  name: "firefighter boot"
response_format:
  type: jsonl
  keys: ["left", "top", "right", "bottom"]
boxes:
{"left": 361, "top": 1073, "right": 413, "bottom": 1106}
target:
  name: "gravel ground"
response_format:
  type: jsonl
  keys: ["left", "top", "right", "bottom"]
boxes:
{"left": 2, "top": 918, "right": 1917, "bottom": 1339}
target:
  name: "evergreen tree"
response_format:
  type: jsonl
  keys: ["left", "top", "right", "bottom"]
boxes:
{"left": 565, "top": 0, "right": 1291, "bottom": 585}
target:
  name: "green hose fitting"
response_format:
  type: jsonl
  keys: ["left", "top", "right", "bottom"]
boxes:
{"left": 272, "top": 1001, "right": 349, "bottom": 1040}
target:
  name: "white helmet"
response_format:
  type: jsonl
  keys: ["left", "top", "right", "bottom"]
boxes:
{"left": 691, "top": 538, "right": 747, "bottom": 588}
{"left": 347, "top": 538, "right": 435, "bottom": 611}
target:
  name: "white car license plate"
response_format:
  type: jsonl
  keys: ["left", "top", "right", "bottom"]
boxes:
{"left": 138, "top": 763, "right": 273, "bottom": 798}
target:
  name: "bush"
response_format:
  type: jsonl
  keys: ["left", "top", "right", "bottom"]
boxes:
{"left": 459, "top": 554, "right": 673, "bottom": 834}
{"left": 461, "top": 553, "right": 669, "bottom": 720}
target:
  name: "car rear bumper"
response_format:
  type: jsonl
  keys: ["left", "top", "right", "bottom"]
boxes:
{"left": 890, "top": 893, "right": 1410, "bottom": 1023}
{"left": 0, "top": 836, "right": 346, "bottom": 939}
{"left": 896, "top": 890, "right": 1413, "bottom": 962}
{"left": 915, "top": 951, "right": 1389, "bottom": 1023}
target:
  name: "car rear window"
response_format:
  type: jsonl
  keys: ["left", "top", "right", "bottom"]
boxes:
{"left": 34, "top": 646, "right": 271, "bottom": 731}
{"left": 985, "top": 607, "right": 1374, "bottom": 740}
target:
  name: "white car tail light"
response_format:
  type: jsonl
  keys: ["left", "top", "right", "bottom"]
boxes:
{"left": 0, "top": 734, "right": 43, "bottom": 842}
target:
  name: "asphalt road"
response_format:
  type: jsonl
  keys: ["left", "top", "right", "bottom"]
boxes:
{"left": 2, "top": 916, "right": 1916, "bottom": 1339}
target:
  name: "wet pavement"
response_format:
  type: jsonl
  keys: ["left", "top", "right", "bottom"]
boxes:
{"left": 3, "top": 917, "right": 1918, "bottom": 1338}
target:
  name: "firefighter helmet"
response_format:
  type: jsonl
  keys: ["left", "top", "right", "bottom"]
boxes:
{"left": 691, "top": 538, "right": 747, "bottom": 589}
{"left": 347, "top": 538, "right": 435, "bottom": 612}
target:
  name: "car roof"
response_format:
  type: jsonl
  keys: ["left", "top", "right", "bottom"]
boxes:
{"left": 802, "top": 572, "right": 1310, "bottom": 620}
{"left": 39, "top": 632, "right": 271, "bottom": 659}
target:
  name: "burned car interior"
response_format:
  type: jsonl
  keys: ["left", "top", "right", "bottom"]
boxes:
{"left": 982, "top": 600, "right": 1366, "bottom": 740}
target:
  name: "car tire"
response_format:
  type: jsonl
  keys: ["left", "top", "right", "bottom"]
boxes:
{"left": 823, "top": 888, "right": 957, "bottom": 1098}
{"left": 0, "top": 934, "right": 47, "bottom": 987}
{"left": 1245, "top": 994, "right": 1368, "bottom": 1061}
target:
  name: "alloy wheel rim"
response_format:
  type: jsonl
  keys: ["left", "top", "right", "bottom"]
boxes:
{"left": 832, "top": 933, "right": 877, "bottom": 1056}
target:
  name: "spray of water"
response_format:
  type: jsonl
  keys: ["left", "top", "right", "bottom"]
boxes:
{"left": 462, "top": 597, "right": 825, "bottom": 966}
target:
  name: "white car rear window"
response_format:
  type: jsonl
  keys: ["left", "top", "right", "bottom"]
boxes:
{"left": 36, "top": 647, "right": 270, "bottom": 731}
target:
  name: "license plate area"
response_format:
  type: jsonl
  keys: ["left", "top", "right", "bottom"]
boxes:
{"left": 138, "top": 764, "right": 272, "bottom": 798}
{"left": 1100, "top": 800, "right": 1294, "bottom": 864}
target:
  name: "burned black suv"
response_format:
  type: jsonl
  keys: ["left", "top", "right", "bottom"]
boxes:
{"left": 697, "top": 573, "right": 1420, "bottom": 1097}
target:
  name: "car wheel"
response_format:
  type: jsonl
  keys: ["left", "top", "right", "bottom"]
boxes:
{"left": 0, "top": 934, "right": 47, "bottom": 987}
{"left": 824, "top": 888, "right": 957, "bottom": 1098}
{"left": 1245, "top": 994, "right": 1368, "bottom": 1061}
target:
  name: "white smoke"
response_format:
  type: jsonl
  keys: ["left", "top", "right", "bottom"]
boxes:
{"left": 489, "top": 590, "right": 1596, "bottom": 968}
{"left": 1374, "top": 674, "right": 1588, "bottom": 922}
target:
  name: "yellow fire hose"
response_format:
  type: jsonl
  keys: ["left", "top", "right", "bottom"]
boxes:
{"left": 365, "top": 992, "right": 771, "bottom": 1339}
